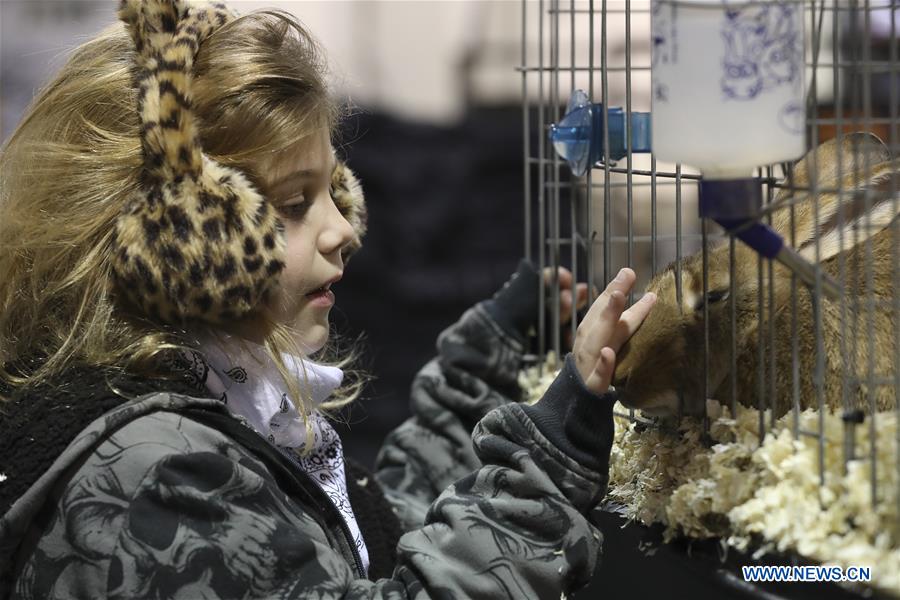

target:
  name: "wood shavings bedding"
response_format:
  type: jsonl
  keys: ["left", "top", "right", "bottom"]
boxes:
{"left": 518, "top": 359, "right": 900, "bottom": 596}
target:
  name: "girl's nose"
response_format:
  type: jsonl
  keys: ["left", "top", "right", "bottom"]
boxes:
{"left": 321, "top": 200, "right": 356, "bottom": 256}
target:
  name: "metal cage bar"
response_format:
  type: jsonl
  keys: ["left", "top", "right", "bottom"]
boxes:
{"left": 521, "top": 0, "right": 899, "bottom": 538}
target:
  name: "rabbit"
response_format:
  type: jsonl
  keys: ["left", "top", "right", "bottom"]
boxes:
{"left": 612, "top": 132, "right": 900, "bottom": 418}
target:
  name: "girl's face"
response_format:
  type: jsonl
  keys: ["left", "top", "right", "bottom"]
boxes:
{"left": 225, "top": 129, "right": 356, "bottom": 353}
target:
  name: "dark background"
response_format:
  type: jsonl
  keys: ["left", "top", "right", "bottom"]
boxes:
{"left": 329, "top": 105, "right": 529, "bottom": 469}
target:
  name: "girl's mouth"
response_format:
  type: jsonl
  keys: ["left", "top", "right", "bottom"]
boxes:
{"left": 306, "top": 287, "right": 335, "bottom": 306}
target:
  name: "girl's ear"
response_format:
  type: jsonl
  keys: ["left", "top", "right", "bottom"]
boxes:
{"left": 771, "top": 132, "right": 899, "bottom": 262}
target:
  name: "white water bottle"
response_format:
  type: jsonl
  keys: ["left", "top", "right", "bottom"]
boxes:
{"left": 651, "top": 0, "right": 806, "bottom": 180}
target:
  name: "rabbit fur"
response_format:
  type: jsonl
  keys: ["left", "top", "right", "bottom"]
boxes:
{"left": 612, "top": 132, "right": 899, "bottom": 418}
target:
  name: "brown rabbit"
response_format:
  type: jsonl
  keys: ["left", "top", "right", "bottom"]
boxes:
{"left": 612, "top": 132, "right": 899, "bottom": 418}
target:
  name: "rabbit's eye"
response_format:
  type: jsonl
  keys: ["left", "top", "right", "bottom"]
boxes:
{"left": 695, "top": 289, "right": 730, "bottom": 311}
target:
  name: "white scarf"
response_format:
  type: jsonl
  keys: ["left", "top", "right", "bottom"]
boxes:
{"left": 172, "top": 330, "right": 370, "bottom": 575}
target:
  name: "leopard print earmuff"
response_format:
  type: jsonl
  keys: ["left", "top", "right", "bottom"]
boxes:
{"left": 111, "top": 0, "right": 366, "bottom": 327}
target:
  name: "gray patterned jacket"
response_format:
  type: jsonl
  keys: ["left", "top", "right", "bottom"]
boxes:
{"left": 0, "top": 268, "right": 616, "bottom": 599}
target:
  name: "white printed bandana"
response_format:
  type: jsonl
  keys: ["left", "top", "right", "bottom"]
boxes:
{"left": 167, "top": 331, "right": 370, "bottom": 575}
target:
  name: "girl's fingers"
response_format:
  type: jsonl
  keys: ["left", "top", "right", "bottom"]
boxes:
{"left": 608, "top": 292, "right": 657, "bottom": 351}
{"left": 559, "top": 289, "right": 573, "bottom": 324}
{"left": 581, "top": 268, "right": 637, "bottom": 328}
{"left": 606, "top": 268, "right": 636, "bottom": 297}
{"left": 573, "top": 270, "right": 635, "bottom": 385}
{"left": 585, "top": 346, "right": 616, "bottom": 395}
{"left": 542, "top": 266, "right": 574, "bottom": 290}
{"left": 580, "top": 289, "right": 627, "bottom": 359}
{"left": 553, "top": 282, "right": 591, "bottom": 324}
{"left": 574, "top": 283, "right": 589, "bottom": 310}
{"left": 599, "top": 346, "right": 616, "bottom": 391}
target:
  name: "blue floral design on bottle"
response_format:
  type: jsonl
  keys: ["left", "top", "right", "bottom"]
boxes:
{"left": 651, "top": 0, "right": 675, "bottom": 103}
{"left": 721, "top": 2, "right": 802, "bottom": 101}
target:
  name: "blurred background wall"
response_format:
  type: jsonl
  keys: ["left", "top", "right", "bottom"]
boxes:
{"left": 1, "top": 1, "right": 527, "bottom": 138}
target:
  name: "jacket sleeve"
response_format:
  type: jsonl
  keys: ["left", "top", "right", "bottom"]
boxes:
{"left": 374, "top": 258, "right": 550, "bottom": 530}
{"left": 15, "top": 365, "right": 615, "bottom": 600}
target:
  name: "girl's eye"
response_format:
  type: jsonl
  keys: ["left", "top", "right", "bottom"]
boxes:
{"left": 279, "top": 200, "right": 309, "bottom": 220}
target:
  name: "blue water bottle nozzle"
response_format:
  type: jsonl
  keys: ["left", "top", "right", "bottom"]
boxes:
{"left": 699, "top": 179, "right": 842, "bottom": 301}
{"left": 549, "top": 89, "right": 652, "bottom": 176}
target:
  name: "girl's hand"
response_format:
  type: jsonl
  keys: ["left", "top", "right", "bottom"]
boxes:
{"left": 542, "top": 267, "right": 590, "bottom": 327}
{"left": 572, "top": 268, "right": 655, "bottom": 395}
{"left": 541, "top": 267, "right": 593, "bottom": 349}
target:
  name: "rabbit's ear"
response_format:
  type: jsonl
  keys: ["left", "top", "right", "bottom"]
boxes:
{"left": 796, "top": 158, "right": 900, "bottom": 262}
{"left": 771, "top": 133, "right": 899, "bottom": 261}
{"left": 777, "top": 132, "right": 891, "bottom": 196}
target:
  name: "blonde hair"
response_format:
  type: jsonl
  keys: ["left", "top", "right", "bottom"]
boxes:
{"left": 0, "top": 9, "right": 367, "bottom": 448}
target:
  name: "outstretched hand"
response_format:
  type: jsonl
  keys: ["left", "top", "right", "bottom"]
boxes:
{"left": 542, "top": 267, "right": 591, "bottom": 348}
{"left": 570, "top": 268, "right": 655, "bottom": 395}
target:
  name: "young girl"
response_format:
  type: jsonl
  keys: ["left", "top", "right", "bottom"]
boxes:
{"left": 0, "top": 1, "right": 655, "bottom": 598}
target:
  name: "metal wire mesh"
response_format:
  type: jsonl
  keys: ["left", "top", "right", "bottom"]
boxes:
{"left": 521, "top": 0, "right": 898, "bottom": 526}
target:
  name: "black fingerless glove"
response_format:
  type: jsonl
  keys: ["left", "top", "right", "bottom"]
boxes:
{"left": 520, "top": 353, "right": 616, "bottom": 472}
{"left": 481, "top": 258, "right": 541, "bottom": 345}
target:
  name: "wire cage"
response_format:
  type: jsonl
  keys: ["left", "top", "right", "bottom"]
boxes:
{"left": 521, "top": 0, "right": 899, "bottom": 596}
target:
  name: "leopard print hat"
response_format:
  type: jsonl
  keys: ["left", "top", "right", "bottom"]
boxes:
{"left": 111, "top": 0, "right": 366, "bottom": 327}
